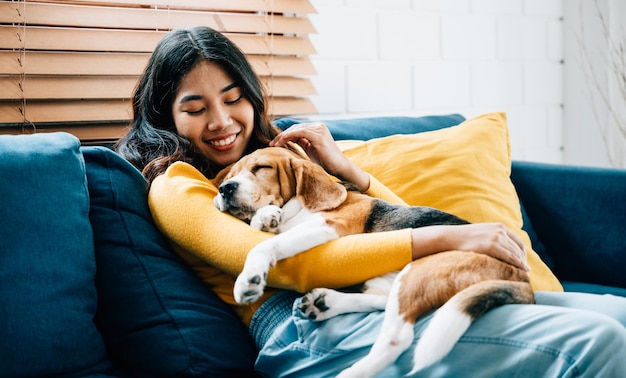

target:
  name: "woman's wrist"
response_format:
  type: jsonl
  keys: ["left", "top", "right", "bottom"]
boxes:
{"left": 342, "top": 163, "right": 370, "bottom": 192}
{"left": 352, "top": 168, "right": 371, "bottom": 192}
{"left": 410, "top": 226, "right": 450, "bottom": 260}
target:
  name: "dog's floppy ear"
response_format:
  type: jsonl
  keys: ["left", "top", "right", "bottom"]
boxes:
{"left": 290, "top": 158, "right": 347, "bottom": 212}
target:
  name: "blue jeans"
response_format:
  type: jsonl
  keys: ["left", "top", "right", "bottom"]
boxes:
{"left": 251, "top": 291, "right": 626, "bottom": 377}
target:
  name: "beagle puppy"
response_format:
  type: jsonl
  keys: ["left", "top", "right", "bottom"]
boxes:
{"left": 214, "top": 147, "right": 534, "bottom": 377}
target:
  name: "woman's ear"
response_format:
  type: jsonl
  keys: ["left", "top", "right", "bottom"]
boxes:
{"left": 291, "top": 158, "right": 347, "bottom": 212}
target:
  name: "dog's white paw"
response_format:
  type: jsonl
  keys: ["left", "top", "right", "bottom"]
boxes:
{"left": 213, "top": 194, "right": 226, "bottom": 211}
{"left": 250, "top": 205, "right": 283, "bottom": 233}
{"left": 296, "top": 288, "right": 340, "bottom": 321}
{"left": 233, "top": 252, "right": 275, "bottom": 304}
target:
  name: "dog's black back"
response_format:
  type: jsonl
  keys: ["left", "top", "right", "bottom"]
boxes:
{"left": 365, "top": 199, "right": 469, "bottom": 233}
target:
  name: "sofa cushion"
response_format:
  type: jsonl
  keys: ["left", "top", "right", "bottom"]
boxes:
{"left": 519, "top": 202, "right": 554, "bottom": 270}
{"left": 0, "top": 133, "right": 111, "bottom": 377}
{"left": 83, "top": 147, "right": 258, "bottom": 376}
{"left": 337, "top": 112, "right": 563, "bottom": 292}
{"left": 274, "top": 114, "right": 466, "bottom": 141}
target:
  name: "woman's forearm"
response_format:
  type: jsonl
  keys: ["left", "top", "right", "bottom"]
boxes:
{"left": 411, "top": 223, "right": 530, "bottom": 271}
{"left": 150, "top": 161, "right": 415, "bottom": 292}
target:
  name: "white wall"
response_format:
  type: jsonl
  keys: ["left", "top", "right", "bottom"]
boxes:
{"left": 563, "top": 0, "right": 626, "bottom": 168}
{"left": 307, "top": 0, "right": 565, "bottom": 164}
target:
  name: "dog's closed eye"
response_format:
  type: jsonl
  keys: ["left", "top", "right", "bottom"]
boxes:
{"left": 251, "top": 164, "right": 273, "bottom": 175}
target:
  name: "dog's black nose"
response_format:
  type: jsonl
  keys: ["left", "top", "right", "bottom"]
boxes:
{"left": 219, "top": 181, "right": 238, "bottom": 198}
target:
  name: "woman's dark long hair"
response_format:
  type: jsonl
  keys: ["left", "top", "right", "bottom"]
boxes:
{"left": 115, "top": 26, "right": 281, "bottom": 182}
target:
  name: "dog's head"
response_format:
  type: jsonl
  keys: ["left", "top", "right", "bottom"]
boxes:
{"left": 214, "top": 147, "right": 347, "bottom": 222}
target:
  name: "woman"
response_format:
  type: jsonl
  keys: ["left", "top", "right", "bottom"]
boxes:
{"left": 117, "top": 26, "right": 626, "bottom": 377}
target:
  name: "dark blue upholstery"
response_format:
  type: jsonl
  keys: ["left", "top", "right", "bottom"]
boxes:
{"left": 274, "top": 114, "right": 466, "bottom": 140}
{"left": 83, "top": 146, "right": 258, "bottom": 377}
{"left": 0, "top": 133, "right": 111, "bottom": 377}
{"left": 511, "top": 160, "right": 626, "bottom": 294}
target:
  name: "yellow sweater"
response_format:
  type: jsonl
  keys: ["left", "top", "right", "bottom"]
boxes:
{"left": 149, "top": 162, "right": 413, "bottom": 325}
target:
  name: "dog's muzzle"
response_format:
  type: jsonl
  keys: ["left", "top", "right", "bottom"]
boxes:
{"left": 214, "top": 181, "right": 238, "bottom": 212}
{"left": 219, "top": 181, "right": 238, "bottom": 199}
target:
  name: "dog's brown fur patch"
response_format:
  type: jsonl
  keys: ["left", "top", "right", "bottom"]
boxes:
{"left": 397, "top": 251, "right": 532, "bottom": 323}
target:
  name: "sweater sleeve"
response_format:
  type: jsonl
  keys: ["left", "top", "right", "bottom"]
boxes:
{"left": 148, "top": 162, "right": 413, "bottom": 293}
{"left": 365, "top": 173, "right": 408, "bottom": 206}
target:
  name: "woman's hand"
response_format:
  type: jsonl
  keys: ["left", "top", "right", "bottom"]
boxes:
{"left": 411, "top": 223, "right": 530, "bottom": 271}
{"left": 270, "top": 122, "right": 370, "bottom": 191}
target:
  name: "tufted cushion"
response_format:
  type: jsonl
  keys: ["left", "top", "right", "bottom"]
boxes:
{"left": 337, "top": 113, "right": 562, "bottom": 292}
{"left": 0, "top": 133, "right": 110, "bottom": 377}
{"left": 83, "top": 146, "right": 258, "bottom": 376}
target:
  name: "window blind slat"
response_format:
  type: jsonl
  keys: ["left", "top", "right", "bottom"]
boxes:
{"left": 0, "top": 26, "right": 316, "bottom": 55}
{"left": 270, "top": 97, "right": 317, "bottom": 116}
{"left": 0, "top": 3, "right": 315, "bottom": 34}
{"left": 0, "top": 51, "right": 316, "bottom": 76}
{"left": 249, "top": 56, "right": 318, "bottom": 76}
{"left": 0, "top": 76, "right": 136, "bottom": 100}
{"left": 261, "top": 77, "right": 317, "bottom": 97}
{"left": 0, "top": 100, "right": 131, "bottom": 123}
{"left": 35, "top": 0, "right": 317, "bottom": 14}
{"left": 0, "top": 76, "right": 316, "bottom": 100}
{"left": 0, "top": 123, "right": 130, "bottom": 143}
{"left": 0, "top": 51, "right": 149, "bottom": 75}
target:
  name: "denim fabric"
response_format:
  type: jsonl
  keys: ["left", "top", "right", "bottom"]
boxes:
{"left": 83, "top": 146, "right": 258, "bottom": 376}
{"left": 0, "top": 133, "right": 110, "bottom": 377}
{"left": 254, "top": 292, "right": 626, "bottom": 377}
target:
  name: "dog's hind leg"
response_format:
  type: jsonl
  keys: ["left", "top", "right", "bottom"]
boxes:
{"left": 363, "top": 272, "right": 397, "bottom": 295}
{"left": 337, "top": 266, "right": 414, "bottom": 378}
{"left": 296, "top": 288, "right": 388, "bottom": 321}
{"left": 409, "top": 279, "right": 534, "bottom": 374}
{"left": 296, "top": 272, "right": 396, "bottom": 321}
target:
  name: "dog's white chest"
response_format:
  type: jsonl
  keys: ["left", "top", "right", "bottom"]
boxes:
{"left": 278, "top": 199, "right": 326, "bottom": 232}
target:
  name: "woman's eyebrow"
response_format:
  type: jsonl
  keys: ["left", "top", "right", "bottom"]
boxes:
{"left": 179, "top": 83, "right": 238, "bottom": 103}
{"left": 221, "top": 82, "right": 239, "bottom": 93}
{"left": 179, "top": 94, "right": 203, "bottom": 103}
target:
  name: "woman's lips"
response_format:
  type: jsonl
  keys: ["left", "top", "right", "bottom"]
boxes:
{"left": 208, "top": 133, "right": 237, "bottom": 149}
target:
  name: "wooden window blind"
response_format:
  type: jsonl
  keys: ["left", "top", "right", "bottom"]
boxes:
{"left": 0, "top": 0, "right": 317, "bottom": 144}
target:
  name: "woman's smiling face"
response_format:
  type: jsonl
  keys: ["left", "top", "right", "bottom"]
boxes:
{"left": 172, "top": 60, "right": 255, "bottom": 169}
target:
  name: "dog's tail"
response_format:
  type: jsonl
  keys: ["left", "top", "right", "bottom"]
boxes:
{"left": 410, "top": 280, "right": 534, "bottom": 374}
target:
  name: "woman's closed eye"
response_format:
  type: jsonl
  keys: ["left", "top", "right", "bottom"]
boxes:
{"left": 225, "top": 95, "right": 243, "bottom": 105}
{"left": 186, "top": 108, "right": 206, "bottom": 115}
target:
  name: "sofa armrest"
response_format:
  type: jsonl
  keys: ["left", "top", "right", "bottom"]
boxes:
{"left": 511, "top": 161, "right": 626, "bottom": 289}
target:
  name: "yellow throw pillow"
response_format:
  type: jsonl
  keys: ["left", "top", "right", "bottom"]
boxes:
{"left": 338, "top": 112, "right": 563, "bottom": 292}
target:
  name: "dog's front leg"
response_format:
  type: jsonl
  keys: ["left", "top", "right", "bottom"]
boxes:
{"left": 250, "top": 205, "right": 284, "bottom": 233}
{"left": 234, "top": 216, "right": 339, "bottom": 304}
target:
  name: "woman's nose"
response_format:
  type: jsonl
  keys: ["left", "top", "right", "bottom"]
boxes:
{"left": 207, "top": 105, "right": 233, "bottom": 130}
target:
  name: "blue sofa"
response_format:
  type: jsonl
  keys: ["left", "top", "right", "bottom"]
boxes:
{"left": 1, "top": 114, "right": 624, "bottom": 377}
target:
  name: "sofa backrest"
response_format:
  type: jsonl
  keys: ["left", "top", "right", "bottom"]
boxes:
{"left": 274, "top": 114, "right": 466, "bottom": 140}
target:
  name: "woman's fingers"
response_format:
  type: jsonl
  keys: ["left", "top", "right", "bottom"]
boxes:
{"left": 271, "top": 122, "right": 330, "bottom": 148}
{"left": 488, "top": 223, "right": 530, "bottom": 271}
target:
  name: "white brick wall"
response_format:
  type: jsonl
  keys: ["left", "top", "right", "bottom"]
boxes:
{"left": 307, "top": 0, "right": 565, "bottom": 164}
